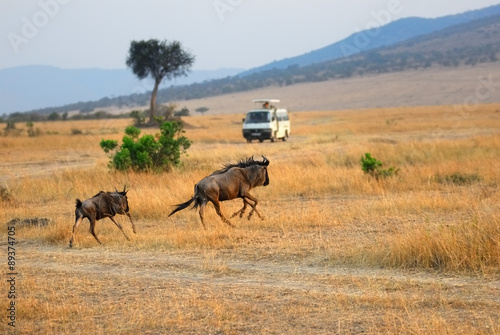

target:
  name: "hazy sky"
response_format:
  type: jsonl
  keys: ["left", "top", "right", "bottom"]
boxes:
{"left": 2, "top": 0, "right": 500, "bottom": 71}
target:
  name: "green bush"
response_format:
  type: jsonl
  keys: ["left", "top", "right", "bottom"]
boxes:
{"left": 174, "top": 106, "right": 190, "bottom": 117}
{"left": 100, "top": 121, "right": 191, "bottom": 172}
{"left": 360, "top": 153, "right": 381, "bottom": 175}
{"left": 360, "top": 153, "right": 399, "bottom": 180}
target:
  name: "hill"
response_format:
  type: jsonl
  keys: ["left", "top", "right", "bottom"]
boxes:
{"left": 241, "top": 4, "right": 500, "bottom": 75}
{"left": 174, "top": 62, "right": 500, "bottom": 114}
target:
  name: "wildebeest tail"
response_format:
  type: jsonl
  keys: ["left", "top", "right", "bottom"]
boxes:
{"left": 75, "top": 199, "right": 83, "bottom": 208}
{"left": 169, "top": 197, "right": 195, "bottom": 217}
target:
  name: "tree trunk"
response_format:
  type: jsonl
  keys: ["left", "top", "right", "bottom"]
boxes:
{"left": 149, "top": 79, "right": 161, "bottom": 125}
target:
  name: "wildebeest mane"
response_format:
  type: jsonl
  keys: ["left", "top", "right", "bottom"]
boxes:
{"left": 92, "top": 191, "right": 106, "bottom": 198}
{"left": 210, "top": 156, "right": 268, "bottom": 175}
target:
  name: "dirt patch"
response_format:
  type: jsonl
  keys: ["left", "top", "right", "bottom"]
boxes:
{"left": 8, "top": 242, "right": 499, "bottom": 334}
{"left": 6, "top": 217, "right": 52, "bottom": 227}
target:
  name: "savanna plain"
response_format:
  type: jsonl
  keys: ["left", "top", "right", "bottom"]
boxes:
{"left": 1, "top": 103, "right": 499, "bottom": 334}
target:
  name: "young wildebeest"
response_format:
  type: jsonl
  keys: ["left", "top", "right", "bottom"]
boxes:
{"left": 169, "top": 156, "right": 270, "bottom": 228}
{"left": 69, "top": 187, "right": 136, "bottom": 248}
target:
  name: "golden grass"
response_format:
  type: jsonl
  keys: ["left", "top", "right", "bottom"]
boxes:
{"left": 1, "top": 103, "right": 499, "bottom": 334}
{"left": 375, "top": 211, "right": 500, "bottom": 273}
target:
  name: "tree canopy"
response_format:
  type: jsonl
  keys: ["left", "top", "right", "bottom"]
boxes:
{"left": 126, "top": 39, "right": 195, "bottom": 124}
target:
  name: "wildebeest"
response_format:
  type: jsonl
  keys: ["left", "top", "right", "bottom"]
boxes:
{"left": 169, "top": 156, "right": 270, "bottom": 228}
{"left": 69, "top": 187, "right": 136, "bottom": 248}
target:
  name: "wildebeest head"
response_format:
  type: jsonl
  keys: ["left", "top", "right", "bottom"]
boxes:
{"left": 252, "top": 156, "right": 270, "bottom": 187}
{"left": 112, "top": 186, "right": 130, "bottom": 214}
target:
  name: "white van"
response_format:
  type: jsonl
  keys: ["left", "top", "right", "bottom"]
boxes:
{"left": 242, "top": 99, "right": 291, "bottom": 143}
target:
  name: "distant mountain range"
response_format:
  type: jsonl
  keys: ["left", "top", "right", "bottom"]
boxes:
{"left": 241, "top": 4, "right": 500, "bottom": 75}
{"left": 0, "top": 66, "right": 243, "bottom": 115}
{"left": 2, "top": 4, "right": 500, "bottom": 116}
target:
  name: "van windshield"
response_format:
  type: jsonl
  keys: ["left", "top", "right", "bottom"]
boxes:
{"left": 245, "top": 111, "right": 270, "bottom": 124}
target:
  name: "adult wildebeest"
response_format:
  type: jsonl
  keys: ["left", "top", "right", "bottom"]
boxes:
{"left": 169, "top": 156, "right": 270, "bottom": 228}
{"left": 69, "top": 187, "right": 136, "bottom": 248}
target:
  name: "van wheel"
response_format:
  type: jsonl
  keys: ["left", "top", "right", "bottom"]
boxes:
{"left": 282, "top": 130, "right": 288, "bottom": 141}
{"left": 271, "top": 132, "right": 277, "bottom": 142}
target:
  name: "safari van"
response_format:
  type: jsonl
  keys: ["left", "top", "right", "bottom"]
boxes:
{"left": 242, "top": 99, "right": 291, "bottom": 143}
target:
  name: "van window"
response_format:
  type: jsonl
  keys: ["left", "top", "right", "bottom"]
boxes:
{"left": 277, "top": 113, "right": 289, "bottom": 121}
{"left": 245, "top": 112, "right": 270, "bottom": 123}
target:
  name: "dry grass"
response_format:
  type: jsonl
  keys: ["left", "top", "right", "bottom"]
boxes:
{"left": 1, "top": 104, "right": 499, "bottom": 334}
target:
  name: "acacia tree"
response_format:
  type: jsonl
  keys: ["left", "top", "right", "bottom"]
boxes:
{"left": 195, "top": 107, "right": 209, "bottom": 116}
{"left": 126, "top": 39, "right": 195, "bottom": 125}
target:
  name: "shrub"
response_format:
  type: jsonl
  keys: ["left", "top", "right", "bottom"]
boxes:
{"left": 100, "top": 121, "right": 191, "bottom": 172}
{"left": 5, "top": 122, "right": 16, "bottom": 130}
{"left": 130, "top": 110, "right": 146, "bottom": 127}
{"left": 156, "top": 103, "right": 178, "bottom": 123}
{"left": 360, "top": 152, "right": 381, "bottom": 175}
{"left": 26, "top": 121, "right": 39, "bottom": 137}
{"left": 174, "top": 106, "right": 190, "bottom": 117}
{"left": 360, "top": 152, "right": 399, "bottom": 179}
{"left": 3, "top": 122, "right": 23, "bottom": 136}
{"left": 47, "top": 112, "right": 60, "bottom": 121}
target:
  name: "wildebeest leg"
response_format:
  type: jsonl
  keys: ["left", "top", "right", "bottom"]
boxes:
{"left": 231, "top": 199, "right": 248, "bottom": 219}
{"left": 243, "top": 194, "right": 264, "bottom": 220}
{"left": 211, "top": 199, "right": 234, "bottom": 227}
{"left": 198, "top": 202, "right": 207, "bottom": 229}
{"left": 108, "top": 217, "right": 130, "bottom": 241}
{"left": 69, "top": 216, "right": 84, "bottom": 248}
{"left": 126, "top": 213, "right": 136, "bottom": 234}
{"left": 88, "top": 217, "right": 102, "bottom": 245}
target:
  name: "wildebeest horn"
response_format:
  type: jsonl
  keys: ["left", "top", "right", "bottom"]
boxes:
{"left": 261, "top": 156, "right": 269, "bottom": 166}
{"left": 114, "top": 186, "right": 128, "bottom": 195}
